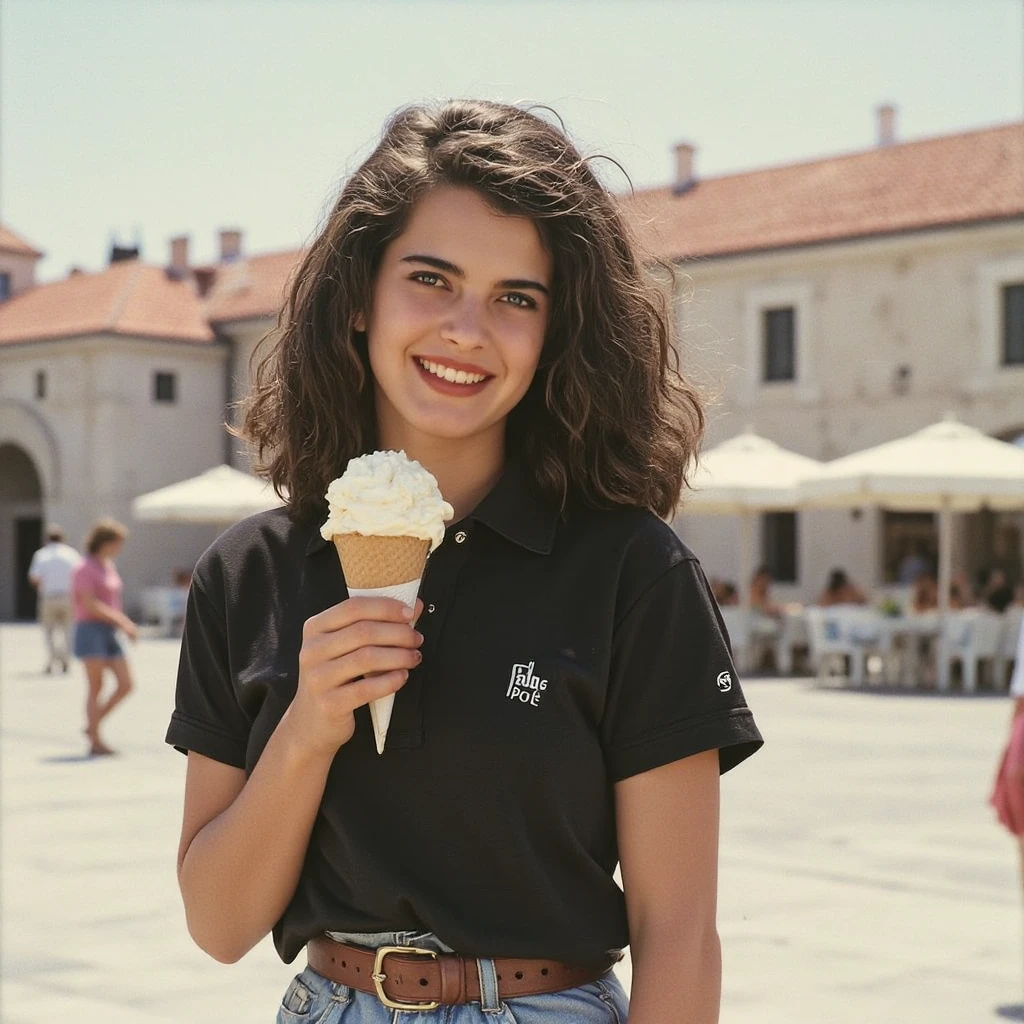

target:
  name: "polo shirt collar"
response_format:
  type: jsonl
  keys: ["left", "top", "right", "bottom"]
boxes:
{"left": 305, "top": 457, "right": 558, "bottom": 557}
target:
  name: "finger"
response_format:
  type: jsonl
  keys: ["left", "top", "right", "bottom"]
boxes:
{"left": 301, "top": 645, "right": 422, "bottom": 694}
{"left": 304, "top": 596, "right": 416, "bottom": 638}
{"left": 341, "top": 669, "right": 411, "bottom": 709}
{"left": 333, "top": 644, "right": 423, "bottom": 684}
{"left": 306, "top": 621, "right": 423, "bottom": 666}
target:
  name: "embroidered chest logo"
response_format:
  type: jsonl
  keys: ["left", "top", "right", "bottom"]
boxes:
{"left": 507, "top": 661, "right": 548, "bottom": 707}
{"left": 716, "top": 671, "right": 733, "bottom": 693}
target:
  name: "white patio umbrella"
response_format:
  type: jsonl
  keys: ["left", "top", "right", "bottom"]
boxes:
{"left": 132, "top": 464, "right": 284, "bottom": 524}
{"left": 682, "top": 432, "right": 824, "bottom": 606}
{"left": 797, "top": 416, "right": 1024, "bottom": 616}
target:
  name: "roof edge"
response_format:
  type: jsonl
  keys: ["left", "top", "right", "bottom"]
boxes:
{"left": 665, "top": 212, "right": 1024, "bottom": 265}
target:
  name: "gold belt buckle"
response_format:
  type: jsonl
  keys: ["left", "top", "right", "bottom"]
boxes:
{"left": 371, "top": 945, "right": 440, "bottom": 1011}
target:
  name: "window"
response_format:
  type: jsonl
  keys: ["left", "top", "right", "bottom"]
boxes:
{"left": 763, "top": 307, "right": 796, "bottom": 382}
{"left": 974, "top": 258, "right": 1024, "bottom": 385}
{"left": 0, "top": 273, "right": 10, "bottom": 302}
{"left": 762, "top": 511, "right": 798, "bottom": 583}
{"left": 154, "top": 371, "right": 177, "bottom": 403}
{"left": 35, "top": 370, "right": 46, "bottom": 399}
{"left": 1003, "top": 283, "right": 1024, "bottom": 366}
{"left": 742, "top": 282, "right": 816, "bottom": 402}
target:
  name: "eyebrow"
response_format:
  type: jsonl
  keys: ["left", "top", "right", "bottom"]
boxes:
{"left": 400, "top": 254, "right": 550, "bottom": 296}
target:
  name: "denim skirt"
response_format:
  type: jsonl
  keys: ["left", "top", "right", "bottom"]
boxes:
{"left": 277, "top": 931, "right": 628, "bottom": 1024}
{"left": 72, "top": 621, "right": 125, "bottom": 659}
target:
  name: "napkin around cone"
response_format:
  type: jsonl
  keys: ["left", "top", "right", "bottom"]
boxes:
{"left": 333, "top": 534, "right": 430, "bottom": 754}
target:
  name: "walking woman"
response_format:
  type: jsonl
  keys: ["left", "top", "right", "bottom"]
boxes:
{"left": 72, "top": 517, "right": 137, "bottom": 756}
{"left": 167, "top": 100, "right": 762, "bottom": 1023}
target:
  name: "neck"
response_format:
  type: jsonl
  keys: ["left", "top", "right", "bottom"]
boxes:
{"left": 377, "top": 424, "right": 505, "bottom": 523}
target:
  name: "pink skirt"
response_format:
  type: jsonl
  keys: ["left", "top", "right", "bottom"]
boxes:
{"left": 990, "top": 711, "right": 1024, "bottom": 836}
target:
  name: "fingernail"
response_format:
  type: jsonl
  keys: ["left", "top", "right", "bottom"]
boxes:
{"left": 402, "top": 606, "right": 415, "bottom": 619}
{"left": 414, "top": 631, "right": 424, "bottom": 644}
{"left": 413, "top": 650, "right": 423, "bottom": 663}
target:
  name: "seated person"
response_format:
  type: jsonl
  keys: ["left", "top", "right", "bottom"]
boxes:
{"left": 910, "top": 572, "right": 938, "bottom": 613}
{"left": 949, "top": 570, "right": 975, "bottom": 609}
{"left": 980, "top": 568, "right": 1015, "bottom": 614}
{"left": 711, "top": 579, "right": 740, "bottom": 607}
{"left": 750, "top": 566, "right": 784, "bottom": 617}
{"left": 818, "top": 568, "right": 867, "bottom": 607}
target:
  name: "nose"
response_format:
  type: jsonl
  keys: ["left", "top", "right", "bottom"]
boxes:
{"left": 439, "top": 295, "right": 487, "bottom": 350}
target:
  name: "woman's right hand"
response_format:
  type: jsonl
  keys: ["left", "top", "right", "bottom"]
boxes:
{"left": 283, "top": 597, "right": 423, "bottom": 758}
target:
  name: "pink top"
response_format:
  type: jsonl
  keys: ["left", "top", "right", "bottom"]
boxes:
{"left": 72, "top": 557, "right": 123, "bottom": 622}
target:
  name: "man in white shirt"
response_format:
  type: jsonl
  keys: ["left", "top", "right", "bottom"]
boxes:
{"left": 27, "top": 526, "right": 82, "bottom": 673}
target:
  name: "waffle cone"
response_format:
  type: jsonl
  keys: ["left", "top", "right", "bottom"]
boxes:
{"left": 333, "top": 533, "right": 430, "bottom": 588}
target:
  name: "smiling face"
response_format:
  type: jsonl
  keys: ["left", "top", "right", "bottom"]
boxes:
{"left": 362, "top": 186, "right": 553, "bottom": 454}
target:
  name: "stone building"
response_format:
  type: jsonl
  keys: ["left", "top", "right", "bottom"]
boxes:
{"left": 1, "top": 111, "right": 1021, "bottom": 619}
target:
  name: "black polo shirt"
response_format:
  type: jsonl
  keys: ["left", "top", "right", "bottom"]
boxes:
{"left": 166, "top": 463, "right": 762, "bottom": 966}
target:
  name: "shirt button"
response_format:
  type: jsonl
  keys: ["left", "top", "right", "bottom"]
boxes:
{"left": 454, "top": 531, "right": 467, "bottom": 544}
{"left": 427, "top": 603, "right": 436, "bottom": 614}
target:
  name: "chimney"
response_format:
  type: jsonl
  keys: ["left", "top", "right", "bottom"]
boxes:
{"left": 109, "top": 238, "right": 140, "bottom": 264}
{"left": 876, "top": 104, "right": 897, "bottom": 147}
{"left": 169, "top": 235, "right": 190, "bottom": 279}
{"left": 672, "top": 141, "right": 697, "bottom": 194}
{"left": 218, "top": 228, "right": 243, "bottom": 263}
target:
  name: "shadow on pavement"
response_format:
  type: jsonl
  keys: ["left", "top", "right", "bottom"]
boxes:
{"left": 40, "top": 754, "right": 105, "bottom": 764}
{"left": 996, "top": 1005, "right": 1024, "bottom": 1020}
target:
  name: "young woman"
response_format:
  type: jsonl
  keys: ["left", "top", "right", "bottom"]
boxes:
{"left": 72, "top": 517, "right": 137, "bottom": 756}
{"left": 167, "top": 100, "right": 762, "bottom": 1023}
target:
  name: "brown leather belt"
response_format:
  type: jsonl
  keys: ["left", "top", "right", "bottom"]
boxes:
{"left": 307, "top": 935, "right": 613, "bottom": 1010}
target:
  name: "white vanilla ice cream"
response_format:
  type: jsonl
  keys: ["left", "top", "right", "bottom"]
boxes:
{"left": 320, "top": 450, "right": 454, "bottom": 548}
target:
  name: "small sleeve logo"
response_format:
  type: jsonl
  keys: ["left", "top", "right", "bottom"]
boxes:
{"left": 716, "top": 670, "right": 733, "bottom": 692}
{"left": 507, "top": 661, "right": 548, "bottom": 707}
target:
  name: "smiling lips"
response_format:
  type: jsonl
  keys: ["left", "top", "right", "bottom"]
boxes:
{"left": 415, "top": 356, "right": 491, "bottom": 390}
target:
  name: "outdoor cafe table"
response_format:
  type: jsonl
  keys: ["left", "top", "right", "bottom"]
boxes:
{"left": 876, "top": 611, "right": 942, "bottom": 686}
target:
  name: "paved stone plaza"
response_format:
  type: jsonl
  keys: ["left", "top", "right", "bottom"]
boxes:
{"left": 2, "top": 621, "right": 1022, "bottom": 1023}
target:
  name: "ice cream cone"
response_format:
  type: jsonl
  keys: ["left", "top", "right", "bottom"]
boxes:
{"left": 320, "top": 450, "right": 453, "bottom": 755}
{"left": 333, "top": 534, "right": 430, "bottom": 754}
{"left": 332, "top": 534, "right": 430, "bottom": 589}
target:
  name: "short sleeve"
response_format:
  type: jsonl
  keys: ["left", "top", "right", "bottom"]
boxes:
{"left": 27, "top": 550, "right": 41, "bottom": 577}
{"left": 601, "top": 557, "right": 763, "bottom": 782}
{"left": 71, "top": 561, "right": 96, "bottom": 598}
{"left": 164, "top": 578, "right": 250, "bottom": 768}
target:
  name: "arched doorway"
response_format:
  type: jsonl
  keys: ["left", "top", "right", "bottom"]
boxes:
{"left": 0, "top": 443, "right": 43, "bottom": 620}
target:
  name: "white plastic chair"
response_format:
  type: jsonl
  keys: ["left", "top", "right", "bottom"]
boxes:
{"left": 938, "top": 610, "right": 1004, "bottom": 692}
{"left": 805, "top": 606, "right": 887, "bottom": 686}
{"left": 718, "top": 607, "right": 753, "bottom": 674}
{"left": 996, "top": 607, "right": 1023, "bottom": 690}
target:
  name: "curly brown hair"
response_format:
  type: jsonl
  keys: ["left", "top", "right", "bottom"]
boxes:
{"left": 241, "top": 99, "right": 704, "bottom": 521}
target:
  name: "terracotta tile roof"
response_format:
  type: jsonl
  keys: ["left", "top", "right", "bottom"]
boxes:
{"left": 620, "top": 122, "right": 1024, "bottom": 261}
{"left": 3, "top": 122, "right": 1018, "bottom": 346}
{"left": 204, "top": 249, "right": 302, "bottom": 324}
{"left": 0, "top": 260, "right": 214, "bottom": 345}
{"left": 0, "top": 224, "right": 43, "bottom": 258}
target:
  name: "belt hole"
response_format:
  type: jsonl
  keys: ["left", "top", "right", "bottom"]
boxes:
{"left": 540, "top": 968, "right": 549, "bottom": 976}
{"left": 514, "top": 971, "right": 524, "bottom": 980}
{"left": 356, "top": 966, "right": 360, "bottom": 973}
{"left": 497, "top": 974, "right": 502, "bottom": 981}
{"left": 341, "top": 961, "right": 346, "bottom": 968}
{"left": 419, "top": 978, "right": 428, "bottom": 986}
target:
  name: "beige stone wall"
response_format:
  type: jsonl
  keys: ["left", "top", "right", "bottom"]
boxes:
{"left": 672, "top": 221, "right": 1024, "bottom": 602}
{"left": 223, "top": 319, "right": 278, "bottom": 472}
{"left": 0, "top": 335, "right": 227, "bottom": 618}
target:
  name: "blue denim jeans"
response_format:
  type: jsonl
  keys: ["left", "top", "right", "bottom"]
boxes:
{"left": 277, "top": 930, "right": 628, "bottom": 1023}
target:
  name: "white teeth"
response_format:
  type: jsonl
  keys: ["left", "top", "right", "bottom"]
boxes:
{"left": 418, "top": 359, "right": 486, "bottom": 385}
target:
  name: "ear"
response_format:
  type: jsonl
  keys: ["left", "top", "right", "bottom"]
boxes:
{"left": 353, "top": 311, "right": 367, "bottom": 333}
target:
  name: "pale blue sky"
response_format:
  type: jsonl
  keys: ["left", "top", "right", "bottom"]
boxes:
{"left": 3, "top": 0, "right": 1022, "bottom": 281}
